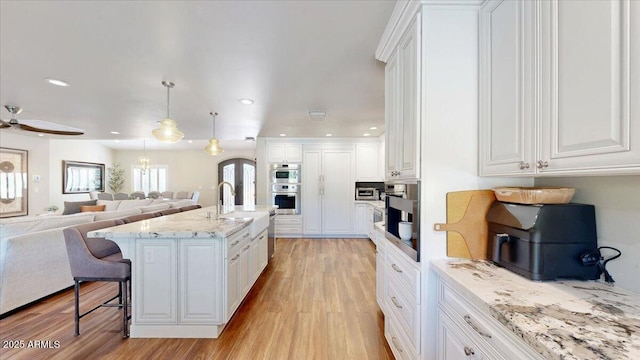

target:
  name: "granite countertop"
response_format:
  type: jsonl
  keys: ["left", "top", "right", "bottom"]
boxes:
{"left": 355, "top": 200, "right": 385, "bottom": 211}
{"left": 431, "top": 259, "right": 640, "bottom": 360}
{"left": 88, "top": 206, "right": 253, "bottom": 239}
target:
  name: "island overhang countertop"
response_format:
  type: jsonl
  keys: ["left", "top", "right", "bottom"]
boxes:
{"left": 88, "top": 206, "right": 254, "bottom": 239}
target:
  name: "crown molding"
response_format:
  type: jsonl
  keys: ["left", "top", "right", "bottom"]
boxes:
{"left": 375, "top": 0, "right": 486, "bottom": 63}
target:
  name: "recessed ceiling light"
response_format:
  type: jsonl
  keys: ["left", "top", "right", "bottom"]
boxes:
{"left": 45, "top": 78, "right": 70, "bottom": 87}
{"left": 38, "top": 134, "right": 44, "bottom": 137}
{"left": 279, "top": 133, "right": 286, "bottom": 137}
{"left": 114, "top": 140, "right": 120, "bottom": 143}
{"left": 370, "top": 126, "right": 378, "bottom": 130}
{"left": 188, "top": 140, "right": 193, "bottom": 144}
{"left": 239, "top": 99, "right": 254, "bottom": 105}
{"left": 326, "top": 133, "right": 332, "bottom": 137}
{"left": 110, "top": 131, "right": 120, "bottom": 135}
{"left": 363, "top": 133, "right": 371, "bottom": 137}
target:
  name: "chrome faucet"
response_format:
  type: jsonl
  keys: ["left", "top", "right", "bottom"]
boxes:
{"left": 216, "top": 181, "right": 236, "bottom": 217}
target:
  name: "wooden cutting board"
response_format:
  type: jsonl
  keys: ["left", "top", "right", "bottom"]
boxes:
{"left": 433, "top": 190, "right": 496, "bottom": 260}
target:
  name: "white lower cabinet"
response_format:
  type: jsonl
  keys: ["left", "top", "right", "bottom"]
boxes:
{"left": 437, "top": 309, "right": 486, "bottom": 359}
{"left": 275, "top": 215, "right": 302, "bottom": 237}
{"left": 179, "top": 239, "right": 223, "bottom": 323}
{"left": 135, "top": 239, "right": 177, "bottom": 324}
{"left": 436, "top": 276, "right": 544, "bottom": 360}
{"left": 225, "top": 229, "right": 252, "bottom": 320}
{"left": 354, "top": 203, "right": 369, "bottom": 236}
{"left": 251, "top": 229, "right": 268, "bottom": 284}
{"left": 376, "top": 226, "right": 421, "bottom": 359}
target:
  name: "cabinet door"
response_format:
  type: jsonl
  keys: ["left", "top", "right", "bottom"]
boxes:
{"left": 397, "top": 15, "right": 421, "bottom": 179}
{"left": 251, "top": 236, "right": 260, "bottom": 284}
{"left": 179, "top": 239, "right": 223, "bottom": 323}
{"left": 539, "top": 0, "right": 639, "bottom": 174}
{"left": 135, "top": 239, "right": 177, "bottom": 324}
{"left": 367, "top": 205, "right": 376, "bottom": 241}
{"left": 258, "top": 229, "right": 268, "bottom": 273}
{"left": 302, "top": 150, "right": 322, "bottom": 234}
{"left": 239, "top": 242, "right": 252, "bottom": 298}
{"left": 437, "top": 309, "right": 486, "bottom": 359}
{"left": 479, "top": 0, "right": 536, "bottom": 176}
{"left": 226, "top": 249, "right": 240, "bottom": 320}
{"left": 355, "top": 143, "right": 380, "bottom": 181}
{"left": 284, "top": 144, "right": 303, "bottom": 163}
{"left": 385, "top": 50, "right": 400, "bottom": 179}
{"left": 267, "top": 144, "right": 285, "bottom": 163}
{"left": 354, "top": 203, "right": 368, "bottom": 235}
{"left": 376, "top": 230, "right": 386, "bottom": 312}
{"left": 321, "top": 149, "right": 354, "bottom": 234}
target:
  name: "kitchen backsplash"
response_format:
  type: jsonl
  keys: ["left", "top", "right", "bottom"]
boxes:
{"left": 535, "top": 175, "right": 640, "bottom": 293}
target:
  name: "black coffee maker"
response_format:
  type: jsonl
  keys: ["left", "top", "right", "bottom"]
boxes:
{"left": 487, "top": 202, "right": 601, "bottom": 281}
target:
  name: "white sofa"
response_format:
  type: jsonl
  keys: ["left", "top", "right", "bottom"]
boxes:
{"left": 0, "top": 198, "right": 196, "bottom": 315}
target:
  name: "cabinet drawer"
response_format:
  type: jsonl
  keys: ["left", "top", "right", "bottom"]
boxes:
{"left": 227, "top": 228, "right": 250, "bottom": 253}
{"left": 385, "top": 315, "right": 418, "bottom": 360}
{"left": 386, "top": 247, "right": 420, "bottom": 300}
{"left": 438, "top": 279, "right": 543, "bottom": 360}
{"left": 386, "top": 280, "right": 420, "bottom": 354}
{"left": 275, "top": 216, "right": 302, "bottom": 225}
{"left": 437, "top": 308, "right": 488, "bottom": 360}
{"left": 275, "top": 225, "right": 302, "bottom": 234}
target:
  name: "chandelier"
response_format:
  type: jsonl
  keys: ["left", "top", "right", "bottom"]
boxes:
{"left": 138, "top": 139, "right": 150, "bottom": 174}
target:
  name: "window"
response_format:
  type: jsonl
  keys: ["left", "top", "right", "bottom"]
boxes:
{"left": 132, "top": 165, "right": 168, "bottom": 193}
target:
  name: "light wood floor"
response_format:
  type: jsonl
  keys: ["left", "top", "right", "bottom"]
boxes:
{"left": 0, "top": 238, "right": 394, "bottom": 360}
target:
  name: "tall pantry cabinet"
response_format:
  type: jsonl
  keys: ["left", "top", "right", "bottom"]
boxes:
{"left": 302, "top": 146, "right": 355, "bottom": 235}
{"left": 479, "top": 0, "right": 640, "bottom": 176}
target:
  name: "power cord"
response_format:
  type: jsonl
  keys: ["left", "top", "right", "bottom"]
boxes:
{"left": 597, "top": 246, "right": 621, "bottom": 284}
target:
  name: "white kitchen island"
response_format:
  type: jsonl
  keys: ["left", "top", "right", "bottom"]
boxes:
{"left": 88, "top": 206, "right": 274, "bottom": 338}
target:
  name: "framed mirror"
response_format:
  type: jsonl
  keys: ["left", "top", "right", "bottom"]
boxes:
{"left": 63, "top": 160, "right": 105, "bottom": 194}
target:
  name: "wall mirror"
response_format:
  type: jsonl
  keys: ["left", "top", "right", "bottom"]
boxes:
{"left": 63, "top": 160, "right": 105, "bottom": 194}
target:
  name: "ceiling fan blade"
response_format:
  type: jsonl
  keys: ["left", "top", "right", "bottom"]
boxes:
{"left": 18, "top": 119, "right": 84, "bottom": 136}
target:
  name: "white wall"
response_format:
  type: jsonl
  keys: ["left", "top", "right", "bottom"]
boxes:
{"left": 49, "top": 139, "right": 114, "bottom": 207}
{"left": 114, "top": 149, "right": 255, "bottom": 207}
{"left": 536, "top": 176, "right": 640, "bottom": 293}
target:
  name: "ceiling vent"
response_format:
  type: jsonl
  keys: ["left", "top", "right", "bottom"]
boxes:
{"left": 307, "top": 110, "right": 327, "bottom": 121}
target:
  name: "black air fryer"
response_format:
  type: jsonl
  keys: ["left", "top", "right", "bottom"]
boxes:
{"left": 487, "top": 202, "right": 600, "bottom": 281}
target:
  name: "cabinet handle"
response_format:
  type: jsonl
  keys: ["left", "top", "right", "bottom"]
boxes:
{"left": 463, "top": 315, "right": 492, "bottom": 339}
{"left": 391, "top": 263, "right": 403, "bottom": 273}
{"left": 243, "top": 233, "right": 250, "bottom": 238}
{"left": 230, "top": 240, "right": 239, "bottom": 246}
{"left": 390, "top": 296, "right": 403, "bottom": 309}
{"left": 259, "top": 236, "right": 264, "bottom": 240}
{"left": 518, "top": 161, "right": 530, "bottom": 170}
{"left": 464, "top": 346, "right": 475, "bottom": 356}
{"left": 231, "top": 254, "right": 240, "bottom": 261}
{"left": 536, "top": 160, "right": 549, "bottom": 169}
{"left": 391, "top": 337, "right": 403, "bottom": 353}
{"left": 243, "top": 245, "right": 251, "bottom": 251}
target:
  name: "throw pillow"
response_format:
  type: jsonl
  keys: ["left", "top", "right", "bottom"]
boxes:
{"left": 80, "top": 204, "right": 106, "bottom": 212}
{"left": 63, "top": 200, "right": 98, "bottom": 215}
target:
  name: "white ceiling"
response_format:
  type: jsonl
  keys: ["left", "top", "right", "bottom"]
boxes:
{"left": 0, "top": 0, "right": 394, "bottom": 150}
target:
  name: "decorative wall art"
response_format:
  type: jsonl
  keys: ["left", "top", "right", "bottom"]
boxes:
{"left": 0, "top": 147, "right": 28, "bottom": 218}
{"left": 63, "top": 160, "right": 105, "bottom": 194}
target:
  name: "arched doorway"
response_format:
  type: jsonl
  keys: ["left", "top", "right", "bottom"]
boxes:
{"left": 218, "top": 158, "right": 256, "bottom": 206}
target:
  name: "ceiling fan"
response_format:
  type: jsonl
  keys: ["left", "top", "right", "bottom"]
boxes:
{"left": 1, "top": 105, "right": 85, "bottom": 136}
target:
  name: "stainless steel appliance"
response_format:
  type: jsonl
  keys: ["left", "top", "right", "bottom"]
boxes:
{"left": 487, "top": 202, "right": 600, "bottom": 281}
{"left": 271, "top": 184, "right": 301, "bottom": 215}
{"left": 268, "top": 208, "right": 276, "bottom": 260}
{"left": 356, "top": 187, "right": 379, "bottom": 200}
{"left": 385, "top": 181, "right": 420, "bottom": 261}
{"left": 271, "top": 164, "right": 300, "bottom": 183}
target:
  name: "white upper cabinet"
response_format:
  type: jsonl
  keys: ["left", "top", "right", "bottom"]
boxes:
{"left": 385, "top": 14, "right": 421, "bottom": 180}
{"left": 267, "top": 143, "right": 303, "bottom": 163}
{"left": 355, "top": 143, "right": 382, "bottom": 181}
{"left": 479, "top": 0, "right": 536, "bottom": 176}
{"left": 480, "top": 0, "right": 639, "bottom": 176}
{"left": 539, "top": 0, "right": 639, "bottom": 174}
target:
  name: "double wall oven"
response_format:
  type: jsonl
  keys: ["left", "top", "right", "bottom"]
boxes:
{"left": 270, "top": 164, "right": 301, "bottom": 215}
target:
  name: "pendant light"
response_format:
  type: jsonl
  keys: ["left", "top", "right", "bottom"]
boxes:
{"left": 204, "top": 112, "right": 224, "bottom": 155}
{"left": 152, "top": 81, "right": 184, "bottom": 143}
{"left": 138, "top": 139, "right": 150, "bottom": 174}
